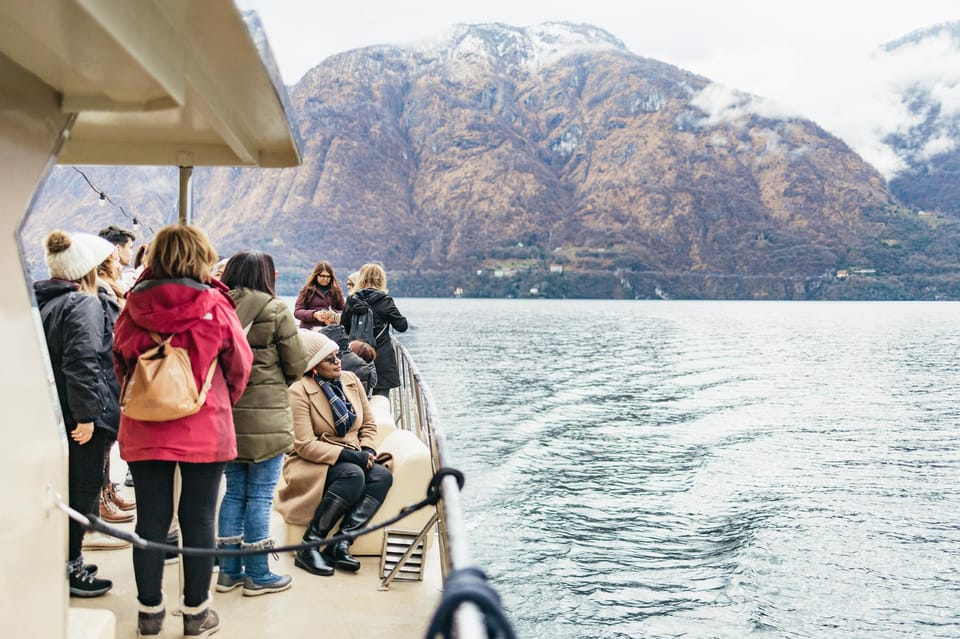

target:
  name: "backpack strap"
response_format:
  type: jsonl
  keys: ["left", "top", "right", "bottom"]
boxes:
{"left": 148, "top": 331, "right": 176, "bottom": 356}
{"left": 196, "top": 358, "right": 218, "bottom": 402}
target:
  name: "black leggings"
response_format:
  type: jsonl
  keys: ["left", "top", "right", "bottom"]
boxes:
{"left": 68, "top": 427, "right": 107, "bottom": 562}
{"left": 128, "top": 460, "right": 224, "bottom": 607}
{"left": 103, "top": 435, "right": 116, "bottom": 487}
{"left": 323, "top": 461, "right": 392, "bottom": 506}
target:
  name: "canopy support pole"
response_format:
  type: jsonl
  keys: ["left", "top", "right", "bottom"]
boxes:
{"left": 177, "top": 165, "right": 193, "bottom": 225}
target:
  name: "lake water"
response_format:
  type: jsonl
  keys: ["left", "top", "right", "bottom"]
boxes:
{"left": 385, "top": 299, "right": 960, "bottom": 639}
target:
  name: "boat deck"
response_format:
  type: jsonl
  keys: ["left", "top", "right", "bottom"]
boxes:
{"left": 70, "top": 462, "right": 442, "bottom": 639}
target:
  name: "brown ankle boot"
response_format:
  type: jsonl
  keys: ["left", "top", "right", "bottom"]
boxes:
{"left": 99, "top": 488, "right": 134, "bottom": 523}
{"left": 107, "top": 482, "right": 136, "bottom": 511}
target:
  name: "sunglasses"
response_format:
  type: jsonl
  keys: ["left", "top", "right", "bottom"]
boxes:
{"left": 317, "top": 273, "right": 332, "bottom": 279}
{"left": 319, "top": 354, "right": 340, "bottom": 365}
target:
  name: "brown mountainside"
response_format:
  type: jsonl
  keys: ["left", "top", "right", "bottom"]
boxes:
{"left": 26, "top": 23, "right": 955, "bottom": 298}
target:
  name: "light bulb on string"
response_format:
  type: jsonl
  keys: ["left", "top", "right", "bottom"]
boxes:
{"left": 132, "top": 218, "right": 141, "bottom": 232}
{"left": 98, "top": 192, "right": 106, "bottom": 207}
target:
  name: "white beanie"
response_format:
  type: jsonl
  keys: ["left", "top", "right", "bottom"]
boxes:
{"left": 299, "top": 330, "right": 339, "bottom": 373}
{"left": 44, "top": 230, "right": 116, "bottom": 281}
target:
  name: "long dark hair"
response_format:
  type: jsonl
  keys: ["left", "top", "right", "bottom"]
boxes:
{"left": 296, "top": 260, "right": 344, "bottom": 307}
{"left": 221, "top": 250, "right": 277, "bottom": 297}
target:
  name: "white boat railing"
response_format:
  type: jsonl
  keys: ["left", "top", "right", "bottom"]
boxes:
{"left": 389, "top": 339, "right": 500, "bottom": 639}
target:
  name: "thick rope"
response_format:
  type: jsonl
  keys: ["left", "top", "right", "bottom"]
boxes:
{"left": 424, "top": 566, "right": 517, "bottom": 639}
{"left": 55, "top": 467, "right": 464, "bottom": 558}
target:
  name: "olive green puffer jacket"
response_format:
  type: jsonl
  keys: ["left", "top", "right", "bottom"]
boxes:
{"left": 229, "top": 288, "right": 308, "bottom": 463}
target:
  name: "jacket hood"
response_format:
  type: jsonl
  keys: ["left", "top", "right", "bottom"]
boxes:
{"left": 34, "top": 278, "right": 80, "bottom": 305}
{"left": 229, "top": 288, "right": 273, "bottom": 325}
{"left": 125, "top": 274, "right": 235, "bottom": 334}
{"left": 353, "top": 288, "right": 386, "bottom": 309}
{"left": 97, "top": 278, "right": 120, "bottom": 307}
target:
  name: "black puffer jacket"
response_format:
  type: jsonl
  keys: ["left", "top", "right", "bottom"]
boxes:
{"left": 35, "top": 279, "right": 120, "bottom": 435}
{"left": 340, "top": 289, "right": 407, "bottom": 392}
{"left": 96, "top": 281, "right": 122, "bottom": 435}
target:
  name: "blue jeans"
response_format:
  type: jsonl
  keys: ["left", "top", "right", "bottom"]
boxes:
{"left": 217, "top": 454, "right": 284, "bottom": 582}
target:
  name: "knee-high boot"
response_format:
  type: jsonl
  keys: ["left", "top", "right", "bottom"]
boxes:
{"left": 332, "top": 495, "right": 384, "bottom": 572}
{"left": 294, "top": 492, "right": 350, "bottom": 576}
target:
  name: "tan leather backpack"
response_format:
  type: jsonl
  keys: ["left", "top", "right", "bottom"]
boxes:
{"left": 119, "top": 332, "right": 217, "bottom": 422}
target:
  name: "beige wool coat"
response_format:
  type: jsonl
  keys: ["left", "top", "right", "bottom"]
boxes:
{"left": 275, "top": 370, "right": 379, "bottom": 525}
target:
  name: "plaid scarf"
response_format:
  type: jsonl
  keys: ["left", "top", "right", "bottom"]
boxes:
{"left": 313, "top": 374, "right": 356, "bottom": 436}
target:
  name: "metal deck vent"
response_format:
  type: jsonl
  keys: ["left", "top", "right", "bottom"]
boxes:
{"left": 380, "top": 528, "right": 426, "bottom": 582}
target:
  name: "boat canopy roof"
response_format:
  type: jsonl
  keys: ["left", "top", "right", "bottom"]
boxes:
{"left": 0, "top": 0, "right": 301, "bottom": 168}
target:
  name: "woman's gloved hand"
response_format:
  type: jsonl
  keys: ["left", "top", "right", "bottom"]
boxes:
{"left": 338, "top": 447, "right": 374, "bottom": 469}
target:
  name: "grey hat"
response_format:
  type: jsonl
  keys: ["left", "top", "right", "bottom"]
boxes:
{"left": 299, "top": 330, "right": 339, "bottom": 373}
{"left": 44, "top": 230, "right": 116, "bottom": 281}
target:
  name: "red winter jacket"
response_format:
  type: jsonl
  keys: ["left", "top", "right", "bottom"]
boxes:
{"left": 113, "top": 273, "right": 253, "bottom": 463}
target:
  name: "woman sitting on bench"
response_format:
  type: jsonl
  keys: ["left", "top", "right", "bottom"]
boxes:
{"left": 276, "top": 331, "right": 393, "bottom": 576}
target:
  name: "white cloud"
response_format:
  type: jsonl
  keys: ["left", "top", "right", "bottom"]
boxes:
{"left": 920, "top": 135, "right": 956, "bottom": 159}
{"left": 252, "top": 0, "right": 960, "bottom": 177}
{"left": 690, "top": 83, "right": 798, "bottom": 127}
{"left": 932, "top": 82, "right": 960, "bottom": 116}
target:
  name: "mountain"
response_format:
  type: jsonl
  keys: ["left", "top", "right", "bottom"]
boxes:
{"left": 881, "top": 22, "right": 960, "bottom": 216}
{"left": 21, "top": 22, "right": 960, "bottom": 299}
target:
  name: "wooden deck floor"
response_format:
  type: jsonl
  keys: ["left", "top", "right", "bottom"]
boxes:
{"left": 70, "top": 462, "right": 442, "bottom": 639}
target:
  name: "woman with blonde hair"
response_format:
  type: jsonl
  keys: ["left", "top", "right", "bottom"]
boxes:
{"left": 339, "top": 262, "right": 408, "bottom": 397}
{"left": 345, "top": 271, "right": 359, "bottom": 297}
{"left": 96, "top": 250, "right": 126, "bottom": 305}
{"left": 34, "top": 230, "right": 119, "bottom": 597}
{"left": 95, "top": 250, "right": 136, "bottom": 524}
{"left": 113, "top": 224, "right": 253, "bottom": 638}
{"left": 294, "top": 260, "right": 345, "bottom": 330}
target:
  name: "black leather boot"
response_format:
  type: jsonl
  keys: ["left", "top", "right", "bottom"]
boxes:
{"left": 294, "top": 492, "right": 350, "bottom": 576}
{"left": 332, "top": 494, "right": 384, "bottom": 572}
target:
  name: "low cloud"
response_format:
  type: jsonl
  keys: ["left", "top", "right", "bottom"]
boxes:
{"left": 919, "top": 135, "right": 956, "bottom": 160}
{"left": 690, "top": 83, "right": 798, "bottom": 127}
{"left": 866, "top": 30, "right": 960, "bottom": 175}
{"left": 677, "top": 23, "right": 960, "bottom": 179}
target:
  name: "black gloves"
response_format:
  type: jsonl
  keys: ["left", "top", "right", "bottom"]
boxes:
{"left": 337, "top": 448, "right": 369, "bottom": 467}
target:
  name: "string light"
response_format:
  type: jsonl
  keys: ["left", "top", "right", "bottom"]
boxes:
{"left": 72, "top": 167, "right": 155, "bottom": 235}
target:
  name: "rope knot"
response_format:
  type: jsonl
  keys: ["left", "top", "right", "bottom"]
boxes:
{"left": 426, "top": 467, "right": 465, "bottom": 505}
{"left": 425, "top": 566, "right": 517, "bottom": 638}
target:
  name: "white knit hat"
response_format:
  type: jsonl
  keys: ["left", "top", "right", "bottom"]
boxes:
{"left": 299, "top": 330, "right": 339, "bottom": 373}
{"left": 44, "top": 230, "right": 116, "bottom": 281}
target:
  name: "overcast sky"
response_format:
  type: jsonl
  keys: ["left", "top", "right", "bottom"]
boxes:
{"left": 250, "top": 0, "right": 960, "bottom": 177}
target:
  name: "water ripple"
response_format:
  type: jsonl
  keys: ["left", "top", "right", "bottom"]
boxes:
{"left": 394, "top": 299, "right": 960, "bottom": 639}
